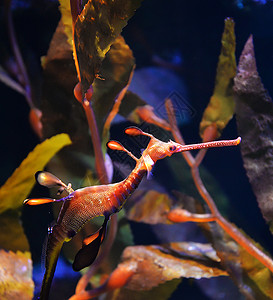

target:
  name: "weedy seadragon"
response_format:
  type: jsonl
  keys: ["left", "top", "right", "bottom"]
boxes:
{"left": 24, "top": 126, "right": 241, "bottom": 299}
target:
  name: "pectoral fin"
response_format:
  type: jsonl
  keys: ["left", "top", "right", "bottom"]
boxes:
{"left": 72, "top": 216, "right": 109, "bottom": 271}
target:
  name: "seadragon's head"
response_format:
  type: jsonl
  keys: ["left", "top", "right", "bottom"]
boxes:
{"left": 107, "top": 126, "right": 241, "bottom": 174}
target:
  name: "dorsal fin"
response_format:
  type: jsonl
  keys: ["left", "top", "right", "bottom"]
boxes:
{"left": 107, "top": 140, "right": 138, "bottom": 162}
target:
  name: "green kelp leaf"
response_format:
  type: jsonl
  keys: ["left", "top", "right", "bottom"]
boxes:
{"left": 127, "top": 190, "right": 173, "bottom": 224}
{"left": 234, "top": 35, "right": 273, "bottom": 232}
{"left": 0, "top": 250, "right": 34, "bottom": 300}
{"left": 59, "top": 0, "right": 73, "bottom": 47}
{"left": 74, "top": 0, "right": 143, "bottom": 94}
{"left": 200, "top": 18, "right": 236, "bottom": 139}
{"left": 0, "top": 210, "right": 29, "bottom": 251}
{"left": 0, "top": 134, "right": 71, "bottom": 213}
{"left": 117, "top": 244, "right": 227, "bottom": 291}
{"left": 92, "top": 35, "right": 135, "bottom": 136}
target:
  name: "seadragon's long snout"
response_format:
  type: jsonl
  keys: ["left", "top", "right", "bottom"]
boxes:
{"left": 174, "top": 137, "right": 241, "bottom": 153}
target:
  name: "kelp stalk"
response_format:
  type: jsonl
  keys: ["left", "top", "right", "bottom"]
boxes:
{"left": 165, "top": 98, "right": 273, "bottom": 274}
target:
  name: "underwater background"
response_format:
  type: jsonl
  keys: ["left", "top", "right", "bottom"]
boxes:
{"left": 1, "top": 0, "right": 273, "bottom": 299}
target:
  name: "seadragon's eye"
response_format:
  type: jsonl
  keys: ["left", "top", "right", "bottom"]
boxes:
{"left": 169, "top": 145, "right": 177, "bottom": 152}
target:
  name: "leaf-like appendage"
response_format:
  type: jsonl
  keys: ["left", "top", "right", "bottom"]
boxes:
{"left": 0, "top": 134, "right": 71, "bottom": 213}
{"left": 119, "top": 244, "right": 227, "bottom": 291}
{"left": 74, "top": 0, "right": 142, "bottom": 94}
{"left": 200, "top": 18, "right": 236, "bottom": 139}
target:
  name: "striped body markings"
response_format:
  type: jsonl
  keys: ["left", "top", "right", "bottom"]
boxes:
{"left": 23, "top": 126, "right": 241, "bottom": 300}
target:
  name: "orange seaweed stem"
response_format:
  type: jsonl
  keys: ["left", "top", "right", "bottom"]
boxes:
{"left": 191, "top": 165, "right": 273, "bottom": 273}
{"left": 102, "top": 67, "right": 135, "bottom": 141}
{"left": 82, "top": 97, "right": 108, "bottom": 185}
{"left": 167, "top": 208, "right": 216, "bottom": 223}
{"left": 70, "top": 263, "right": 135, "bottom": 300}
{"left": 165, "top": 98, "right": 273, "bottom": 274}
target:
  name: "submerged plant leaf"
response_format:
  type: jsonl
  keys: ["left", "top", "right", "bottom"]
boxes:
{"left": 0, "top": 210, "right": 29, "bottom": 251}
{"left": 127, "top": 190, "right": 173, "bottom": 224}
{"left": 74, "top": 0, "right": 143, "bottom": 94}
{"left": 119, "top": 90, "right": 147, "bottom": 117}
{"left": 239, "top": 241, "right": 273, "bottom": 299}
{"left": 59, "top": 0, "right": 73, "bottom": 47}
{"left": 207, "top": 220, "right": 273, "bottom": 299}
{"left": 118, "top": 244, "right": 227, "bottom": 291}
{"left": 0, "top": 133, "right": 71, "bottom": 213}
{"left": 200, "top": 18, "right": 236, "bottom": 139}
{"left": 92, "top": 35, "right": 135, "bottom": 136}
{"left": 166, "top": 242, "right": 221, "bottom": 263}
{"left": 0, "top": 250, "right": 34, "bottom": 300}
{"left": 234, "top": 35, "right": 273, "bottom": 233}
{"left": 105, "top": 279, "right": 181, "bottom": 300}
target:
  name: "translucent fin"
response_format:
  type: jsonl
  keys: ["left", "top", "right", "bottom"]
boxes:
{"left": 35, "top": 171, "right": 74, "bottom": 193}
{"left": 36, "top": 171, "right": 65, "bottom": 188}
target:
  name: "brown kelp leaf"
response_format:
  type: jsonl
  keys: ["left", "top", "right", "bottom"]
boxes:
{"left": 128, "top": 105, "right": 171, "bottom": 131}
{"left": 118, "top": 90, "right": 146, "bottom": 117}
{"left": 41, "top": 20, "right": 94, "bottom": 187}
{"left": 166, "top": 242, "right": 221, "bottom": 263}
{"left": 0, "top": 134, "right": 71, "bottom": 213}
{"left": 92, "top": 35, "right": 135, "bottom": 136}
{"left": 234, "top": 35, "right": 273, "bottom": 232}
{"left": 0, "top": 250, "right": 34, "bottom": 300}
{"left": 0, "top": 210, "right": 29, "bottom": 251}
{"left": 118, "top": 244, "right": 227, "bottom": 291}
{"left": 127, "top": 190, "right": 173, "bottom": 224}
{"left": 42, "top": 21, "right": 74, "bottom": 66}
{"left": 239, "top": 241, "right": 273, "bottom": 299}
{"left": 105, "top": 279, "right": 181, "bottom": 300}
{"left": 59, "top": 0, "right": 73, "bottom": 47}
{"left": 200, "top": 18, "right": 236, "bottom": 139}
{"left": 207, "top": 221, "right": 273, "bottom": 299}
{"left": 74, "top": 0, "right": 143, "bottom": 94}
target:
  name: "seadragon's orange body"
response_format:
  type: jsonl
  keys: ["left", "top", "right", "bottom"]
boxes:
{"left": 24, "top": 127, "right": 241, "bottom": 300}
